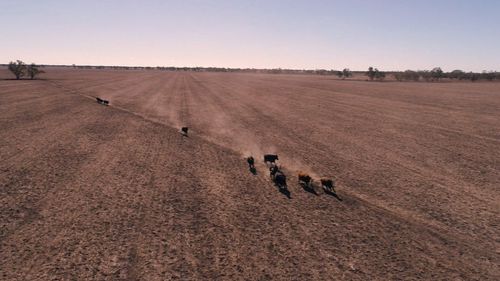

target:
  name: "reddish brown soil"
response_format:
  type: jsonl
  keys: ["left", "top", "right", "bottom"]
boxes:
{"left": 1, "top": 68, "right": 499, "bottom": 280}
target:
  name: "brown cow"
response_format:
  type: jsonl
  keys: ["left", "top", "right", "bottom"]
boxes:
{"left": 298, "top": 172, "right": 312, "bottom": 185}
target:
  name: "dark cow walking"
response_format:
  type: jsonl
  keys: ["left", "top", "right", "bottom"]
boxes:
{"left": 274, "top": 172, "right": 287, "bottom": 189}
{"left": 247, "top": 156, "right": 255, "bottom": 168}
{"left": 263, "top": 156, "right": 289, "bottom": 197}
{"left": 181, "top": 127, "right": 188, "bottom": 136}
{"left": 96, "top": 97, "right": 109, "bottom": 105}
{"left": 268, "top": 164, "right": 287, "bottom": 189}
{"left": 247, "top": 156, "right": 256, "bottom": 174}
{"left": 321, "top": 178, "right": 335, "bottom": 192}
{"left": 269, "top": 165, "right": 279, "bottom": 179}
{"left": 264, "top": 154, "right": 279, "bottom": 163}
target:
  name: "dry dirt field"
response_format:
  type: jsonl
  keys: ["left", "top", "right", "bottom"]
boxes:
{"left": 1, "top": 67, "right": 499, "bottom": 280}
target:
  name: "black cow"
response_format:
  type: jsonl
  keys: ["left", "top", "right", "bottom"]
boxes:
{"left": 269, "top": 165, "right": 279, "bottom": 179}
{"left": 274, "top": 172, "right": 287, "bottom": 189}
{"left": 321, "top": 178, "right": 335, "bottom": 192}
{"left": 247, "top": 156, "right": 255, "bottom": 168}
{"left": 264, "top": 154, "right": 279, "bottom": 163}
{"left": 247, "top": 156, "right": 256, "bottom": 174}
{"left": 181, "top": 127, "right": 188, "bottom": 136}
{"left": 96, "top": 97, "right": 109, "bottom": 105}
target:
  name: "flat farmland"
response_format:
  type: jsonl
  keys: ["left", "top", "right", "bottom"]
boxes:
{"left": 1, "top": 68, "right": 499, "bottom": 280}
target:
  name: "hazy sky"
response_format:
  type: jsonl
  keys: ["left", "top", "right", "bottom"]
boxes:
{"left": 1, "top": 0, "right": 499, "bottom": 71}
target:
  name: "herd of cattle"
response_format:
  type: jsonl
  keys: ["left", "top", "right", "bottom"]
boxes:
{"left": 174, "top": 124, "right": 337, "bottom": 197}
{"left": 95, "top": 100, "right": 337, "bottom": 198}
{"left": 247, "top": 154, "right": 337, "bottom": 196}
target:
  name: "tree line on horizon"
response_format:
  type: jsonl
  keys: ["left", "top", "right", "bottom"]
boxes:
{"left": 95, "top": 65, "right": 500, "bottom": 82}
{"left": 7, "top": 60, "right": 44, "bottom": 80}
{"left": 335, "top": 67, "right": 499, "bottom": 82}
{"left": 392, "top": 68, "right": 499, "bottom": 82}
{"left": 4, "top": 60, "right": 499, "bottom": 82}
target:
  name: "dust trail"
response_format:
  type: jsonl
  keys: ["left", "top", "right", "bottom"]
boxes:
{"left": 136, "top": 73, "right": 185, "bottom": 130}
{"left": 183, "top": 73, "right": 326, "bottom": 181}
{"left": 157, "top": 73, "right": 184, "bottom": 129}
{"left": 185, "top": 73, "right": 323, "bottom": 181}
{"left": 184, "top": 74, "right": 273, "bottom": 161}
{"left": 277, "top": 154, "right": 322, "bottom": 180}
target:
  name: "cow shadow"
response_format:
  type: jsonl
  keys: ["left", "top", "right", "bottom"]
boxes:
{"left": 249, "top": 167, "right": 257, "bottom": 175}
{"left": 279, "top": 187, "right": 291, "bottom": 199}
{"left": 300, "top": 182, "right": 319, "bottom": 196}
{"left": 324, "top": 189, "right": 342, "bottom": 201}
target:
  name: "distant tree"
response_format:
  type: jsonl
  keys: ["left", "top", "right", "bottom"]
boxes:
{"left": 393, "top": 72, "right": 404, "bottom": 81}
{"left": 8, "top": 60, "right": 27, "bottom": 80}
{"left": 420, "top": 70, "right": 432, "bottom": 82}
{"left": 316, "top": 69, "right": 329, "bottom": 75}
{"left": 481, "top": 71, "right": 496, "bottom": 81}
{"left": 270, "top": 68, "right": 282, "bottom": 74}
{"left": 402, "top": 70, "right": 420, "bottom": 81}
{"left": 26, "top": 64, "right": 45, "bottom": 80}
{"left": 374, "top": 69, "right": 386, "bottom": 81}
{"left": 366, "top": 67, "right": 376, "bottom": 80}
{"left": 468, "top": 72, "right": 480, "bottom": 82}
{"left": 336, "top": 71, "right": 343, "bottom": 79}
{"left": 449, "top": 69, "right": 465, "bottom": 80}
{"left": 342, "top": 68, "right": 352, "bottom": 79}
{"left": 430, "top": 67, "right": 444, "bottom": 81}
{"left": 366, "top": 67, "right": 385, "bottom": 81}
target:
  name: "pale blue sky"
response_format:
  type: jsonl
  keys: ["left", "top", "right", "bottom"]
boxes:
{"left": 1, "top": 0, "right": 499, "bottom": 71}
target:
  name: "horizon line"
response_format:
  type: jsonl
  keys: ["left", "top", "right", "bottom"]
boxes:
{"left": 1, "top": 62, "right": 497, "bottom": 73}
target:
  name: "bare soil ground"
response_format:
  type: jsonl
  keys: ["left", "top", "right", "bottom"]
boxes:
{"left": 1, "top": 68, "right": 499, "bottom": 280}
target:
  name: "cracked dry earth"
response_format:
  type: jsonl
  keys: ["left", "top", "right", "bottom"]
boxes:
{"left": 1, "top": 68, "right": 499, "bottom": 280}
